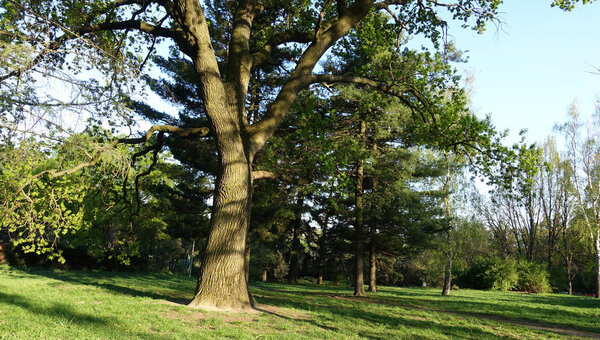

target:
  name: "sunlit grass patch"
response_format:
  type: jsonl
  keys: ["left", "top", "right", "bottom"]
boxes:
{"left": 0, "top": 265, "right": 598, "bottom": 339}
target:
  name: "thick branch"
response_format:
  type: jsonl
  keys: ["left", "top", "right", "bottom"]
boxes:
{"left": 227, "top": 0, "right": 257, "bottom": 86}
{"left": 249, "top": 0, "right": 374, "bottom": 156}
{"left": 252, "top": 170, "right": 310, "bottom": 186}
{"left": 118, "top": 125, "right": 210, "bottom": 144}
{"left": 251, "top": 30, "right": 314, "bottom": 67}
{"left": 373, "top": 0, "right": 410, "bottom": 10}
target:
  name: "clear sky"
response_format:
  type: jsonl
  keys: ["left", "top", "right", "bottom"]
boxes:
{"left": 436, "top": 0, "right": 600, "bottom": 145}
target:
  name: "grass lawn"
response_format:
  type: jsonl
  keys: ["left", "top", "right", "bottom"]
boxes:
{"left": 1, "top": 265, "right": 599, "bottom": 339}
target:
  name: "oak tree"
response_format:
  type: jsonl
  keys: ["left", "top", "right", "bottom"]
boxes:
{"left": 1, "top": 0, "right": 502, "bottom": 309}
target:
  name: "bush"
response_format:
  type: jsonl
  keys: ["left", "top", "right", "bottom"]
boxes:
{"left": 456, "top": 256, "right": 551, "bottom": 294}
{"left": 456, "top": 256, "right": 517, "bottom": 291}
{"left": 485, "top": 257, "right": 519, "bottom": 291}
{"left": 516, "top": 261, "right": 551, "bottom": 293}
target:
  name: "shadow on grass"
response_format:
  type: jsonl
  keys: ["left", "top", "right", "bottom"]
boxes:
{"left": 252, "top": 292, "right": 503, "bottom": 340}
{"left": 370, "top": 288, "right": 600, "bottom": 334}
{"left": 16, "top": 267, "right": 193, "bottom": 305}
{"left": 0, "top": 291, "right": 111, "bottom": 326}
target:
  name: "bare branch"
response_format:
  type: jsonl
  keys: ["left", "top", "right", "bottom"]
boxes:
{"left": 80, "top": 19, "right": 177, "bottom": 39}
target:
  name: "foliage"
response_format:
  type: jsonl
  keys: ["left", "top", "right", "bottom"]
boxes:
{"left": 553, "top": 0, "right": 597, "bottom": 10}
{"left": 456, "top": 257, "right": 552, "bottom": 293}
{"left": 516, "top": 261, "right": 551, "bottom": 294}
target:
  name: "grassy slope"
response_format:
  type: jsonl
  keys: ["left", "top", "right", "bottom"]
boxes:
{"left": 0, "top": 265, "right": 599, "bottom": 339}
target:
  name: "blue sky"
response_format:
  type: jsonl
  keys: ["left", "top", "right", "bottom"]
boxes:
{"left": 435, "top": 1, "right": 600, "bottom": 145}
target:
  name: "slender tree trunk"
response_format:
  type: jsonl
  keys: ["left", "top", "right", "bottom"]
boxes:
{"left": 548, "top": 231, "right": 553, "bottom": 273}
{"left": 442, "top": 230, "right": 453, "bottom": 296}
{"left": 288, "top": 233, "right": 299, "bottom": 284}
{"left": 565, "top": 257, "right": 573, "bottom": 295}
{"left": 568, "top": 279, "right": 573, "bottom": 295}
{"left": 189, "top": 143, "right": 254, "bottom": 310}
{"left": 526, "top": 210, "right": 536, "bottom": 261}
{"left": 514, "top": 228, "right": 523, "bottom": 257}
{"left": 354, "top": 119, "right": 366, "bottom": 297}
{"left": 595, "top": 231, "right": 600, "bottom": 298}
{"left": 441, "top": 155, "right": 453, "bottom": 296}
{"left": 368, "top": 243, "right": 377, "bottom": 293}
{"left": 288, "top": 196, "right": 304, "bottom": 284}
{"left": 316, "top": 202, "right": 332, "bottom": 286}
{"left": 262, "top": 269, "right": 267, "bottom": 282}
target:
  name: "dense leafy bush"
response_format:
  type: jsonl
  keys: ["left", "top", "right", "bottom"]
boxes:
{"left": 457, "top": 257, "right": 550, "bottom": 293}
{"left": 516, "top": 261, "right": 551, "bottom": 293}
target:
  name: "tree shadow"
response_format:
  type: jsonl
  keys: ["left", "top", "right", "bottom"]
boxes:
{"left": 23, "top": 268, "right": 193, "bottom": 305}
{"left": 252, "top": 292, "right": 508, "bottom": 339}
{"left": 358, "top": 288, "right": 600, "bottom": 334}
{"left": 0, "top": 291, "right": 111, "bottom": 326}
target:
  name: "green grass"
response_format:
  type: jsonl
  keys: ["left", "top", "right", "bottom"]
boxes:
{"left": 0, "top": 265, "right": 599, "bottom": 339}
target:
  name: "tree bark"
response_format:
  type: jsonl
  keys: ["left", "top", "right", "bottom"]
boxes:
{"left": 442, "top": 230, "right": 453, "bottom": 296}
{"left": 316, "top": 202, "right": 331, "bottom": 286}
{"left": 288, "top": 196, "right": 304, "bottom": 284}
{"left": 244, "top": 241, "right": 251, "bottom": 284}
{"left": 368, "top": 243, "right": 377, "bottom": 293}
{"left": 565, "top": 257, "right": 573, "bottom": 295}
{"left": 595, "top": 231, "right": 600, "bottom": 298}
{"left": 262, "top": 269, "right": 268, "bottom": 282}
{"left": 189, "top": 134, "right": 254, "bottom": 310}
{"left": 354, "top": 119, "right": 366, "bottom": 297}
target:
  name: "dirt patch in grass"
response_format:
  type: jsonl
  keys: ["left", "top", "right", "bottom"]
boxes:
{"left": 330, "top": 295, "right": 600, "bottom": 339}
{"left": 161, "top": 310, "right": 206, "bottom": 323}
{"left": 253, "top": 302, "right": 312, "bottom": 321}
{"left": 159, "top": 300, "right": 310, "bottom": 324}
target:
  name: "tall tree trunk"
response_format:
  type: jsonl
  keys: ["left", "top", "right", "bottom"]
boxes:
{"left": 441, "top": 155, "right": 453, "bottom": 296}
{"left": 548, "top": 230, "right": 553, "bottom": 273}
{"left": 316, "top": 197, "right": 332, "bottom": 285}
{"left": 595, "top": 231, "right": 600, "bottom": 298}
{"left": 262, "top": 269, "right": 267, "bottom": 282}
{"left": 189, "top": 141, "right": 254, "bottom": 310}
{"left": 368, "top": 243, "right": 377, "bottom": 293}
{"left": 354, "top": 119, "right": 366, "bottom": 297}
{"left": 526, "top": 208, "right": 536, "bottom": 261}
{"left": 442, "top": 229, "right": 453, "bottom": 296}
{"left": 565, "top": 256, "right": 573, "bottom": 295}
{"left": 288, "top": 196, "right": 304, "bottom": 284}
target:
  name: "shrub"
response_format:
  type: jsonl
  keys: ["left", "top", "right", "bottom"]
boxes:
{"left": 456, "top": 256, "right": 551, "bottom": 294}
{"left": 485, "top": 257, "right": 519, "bottom": 291}
{"left": 456, "top": 256, "right": 517, "bottom": 291}
{"left": 516, "top": 261, "right": 551, "bottom": 293}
